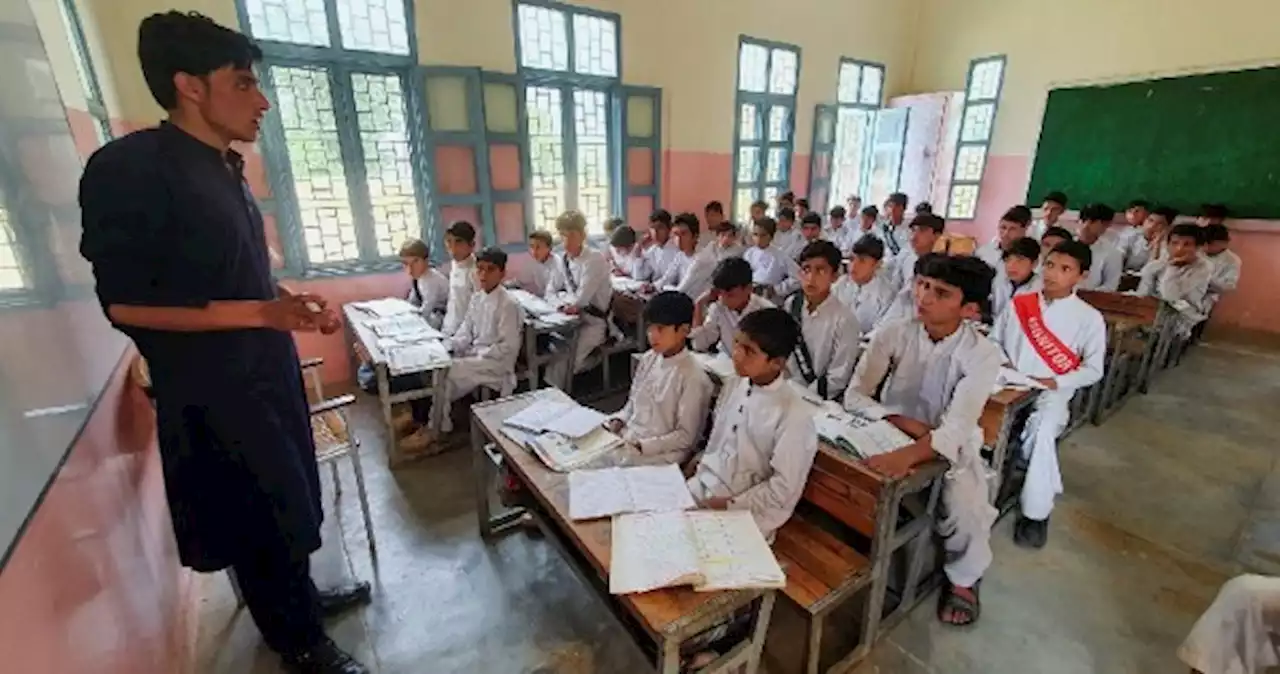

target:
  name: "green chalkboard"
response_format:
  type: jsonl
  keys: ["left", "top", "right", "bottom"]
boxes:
{"left": 1027, "top": 66, "right": 1280, "bottom": 218}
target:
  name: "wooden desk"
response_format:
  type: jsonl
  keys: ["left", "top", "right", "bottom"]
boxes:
{"left": 470, "top": 390, "right": 776, "bottom": 674}
{"left": 507, "top": 289, "right": 582, "bottom": 393}
{"left": 1091, "top": 314, "right": 1145, "bottom": 424}
{"left": 980, "top": 387, "right": 1038, "bottom": 508}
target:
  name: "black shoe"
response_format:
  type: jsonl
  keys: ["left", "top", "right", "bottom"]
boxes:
{"left": 1013, "top": 515, "right": 1049, "bottom": 549}
{"left": 281, "top": 639, "right": 368, "bottom": 674}
{"left": 316, "top": 581, "right": 372, "bottom": 618}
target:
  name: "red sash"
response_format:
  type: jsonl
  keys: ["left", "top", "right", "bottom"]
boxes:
{"left": 1012, "top": 293, "right": 1081, "bottom": 375}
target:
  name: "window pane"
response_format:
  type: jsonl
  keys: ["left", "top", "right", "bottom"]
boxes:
{"left": 270, "top": 66, "right": 359, "bottom": 264}
{"left": 336, "top": 0, "right": 410, "bottom": 55}
{"left": 352, "top": 73, "right": 420, "bottom": 257}
{"left": 960, "top": 102, "right": 995, "bottom": 142}
{"left": 245, "top": 0, "right": 330, "bottom": 47}
{"left": 837, "top": 62, "right": 860, "bottom": 104}
{"left": 832, "top": 108, "right": 871, "bottom": 209}
{"left": 526, "top": 86, "right": 566, "bottom": 232}
{"left": 517, "top": 4, "right": 568, "bottom": 71}
{"left": 0, "top": 206, "right": 27, "bottom": 290}
{"left": 737, "top": 146, "right": 760, "bottom": 183}
{"left": 626, "top": 95, "right": 654, "bottom": 138}
{"left": 734, "top": 188, "right": 755, "bottom": 223}
{"left": 859, "top": 66, "right": 883, "bottom": 105}
{"left": 763, "top": 187, "right": 780, "bottom": 216}
{"left": 738, "top": 103, "right": 759, "bottom": 141}
{"left": 952, "top": 144, "right": 988, "bottom": 182}
{"left": 93, "top": 116, "right": 111, "bottom": 146}
{"left": 948, "top": 184, "right": 980, "bottom": 219}
{"left": 968, "top": 59, "right": 1004, "bottom": 101}
{"left": 572, "top": 14, "right": 617, "bottom": 77}
{"left": 767, "top": 105, "right": 790, "bottom": 142}
{"left": 768, "top": 48, "right": 798, "bottom": 95}
{"left": 817, "top": 110, "right": 835, "bottom": 145}
{"left": 483, "top": 82, "right": 519, "bottom": 133}
{"left": 766, "top": 147, "right": 787, "bottom": 182}
{"left": 737, "top": 43, "right": 768, "bottom": 93}
{"left": 574, "top": 89, "right": 611, "bottom": 236}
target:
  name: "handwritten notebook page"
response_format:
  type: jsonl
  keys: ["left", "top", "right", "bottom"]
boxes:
{"left": 610, "top": 512, "right": 702, "bottom": 595}
{"left": 686, "top": 511, "right": 786, "bottom": 592}
{"left": 569, "top": 465, "right": 696, "bottom": 521}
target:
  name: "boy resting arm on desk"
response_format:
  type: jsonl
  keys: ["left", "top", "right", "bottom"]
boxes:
{"left": 1137, "top": 223, "right": 1213, "bottom": 338}
{"left": 689, "top": 257, "right": 774, "bottom": 357}
{"left": 399, "top": 238, "right": 448, "bottom": 329}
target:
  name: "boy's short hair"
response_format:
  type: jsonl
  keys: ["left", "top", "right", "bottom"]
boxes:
{"left": 1043, "top": 191, "right": 1068, "bottom": 207}
{"left": 915, "top": 202, "right": 934, "bottom": 215}
{"left": 1151, "top": 205, "right": 1179, "bottom": 223}
{"left": 753, "top": 217, "right": 777, "bottom": 237}
{"left": 851, "top": 235, "right": 885, "bottom": 261}
{"left": 910, "top": 213, "right": 946, "bottom": 234}
{"left": 916, "top": 253, "right": 995, "bottom": 305}
{"left": 829, "top": 206, "right": 847, "bottom": 219}
{"left": 705, "top": 200, "right": 724, "bottom": 215}
{"left": 1001, "top": 205, "right": 1033, "bottom": 227}
{"left": 1042, "top": 226, "right": 1073, "bottom": 242}
{"left": 1078, "top": 203, "right": 1116, "bottom": 223}
{"left": 1002, "top": 237, "right": 1041, "bottom": 261}
{"left": 604, "top": 217, "right": 624, "bottom": 234}
{"left": 800, "top": 212, "right": 822, "bottom": 226}
{"left": 780, "top": 191, "right": 796, "bottom": 202}
{"left": 649, "top": 209, "right": 673, "bottom": 226}
{"left": 713, "top": 220, "right": 737, "bottom": 234}
{"left": 737, "top": 307, "right": 801, "bottom": 360}
{"left": 711, "top": 257, "right": 754, "bottom": 291}
{"left": 528, "top": 229, "right": 553, "bottom": 247}
{"left": 643, "top": 290, "right": 695, "bottom": 328}
{"left": 861, "top": 205, "right": 880, "bottom": 218}
{"left": 399, "top": 238, "right": 429, "bottom": 259}
{"left": 887, "top": 192, "right": 908, "bottom": 207}
{"left": 797, "top": 240, "right": 842, "bottom": 270}
{"left": 1200, "top": 203, "right": 1230, "bottom": 220}
{"left": 1050, "top": 240, "right": 1093, "bottom": 272}
{"left": 777, "top": 206, "right": 796, "bottom": 221}
{"left": 610, "top": 224, "right": 637, "bottom": 248}
{"left": 554, "top": 210, "right": 587, "bottom": 235}
{"left": 446, "top": 220, "right": 477, "bottom": 244}
{"left": 673, "top": 212, "right": 700, "bottom": 238}
{"left": 1203, "top": 223, "right": 1231, "bottom": 243}
{"left": 795, "top": 198, "right": 809, "bottom": 209}
{"left": 139, "top": 12, "right": 262, "bottom": 110}
{"left": 750, "top": 199, "right": 769, "bottom": 211}
{"left": 1127, "top": 199, "right": 1151, "bottom": 210}
{"left": 1168, "top": 223, "right": 1204, "bottom": 245}
{"left": 475, "top": 246, "right": 509, "bottom": 271}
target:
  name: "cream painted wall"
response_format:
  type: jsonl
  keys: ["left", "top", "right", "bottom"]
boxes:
{"left": 909, "top": 0, "right": 1280, "bottom": 157}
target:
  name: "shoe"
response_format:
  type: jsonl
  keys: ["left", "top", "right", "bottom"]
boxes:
{"left": 317, "top": 581, "right": 372, "bottom": 618}
{"left": 1013, "top": 515, "right": 1049, "bottom": 549}
{"left": 281, "top": 639, "right": 368, "bottom": 674}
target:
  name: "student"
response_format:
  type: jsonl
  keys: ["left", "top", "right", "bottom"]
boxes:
{"left": 654, "top": 212, "right": 716, "bottom": 299}
{"left": 442, "top": 220, "right": 479, "bottom": 336}
{"left": 609, "top": 225, "right": 651, "bottom": 280}
{"left": 842, "top": 254, "right": 1001, "bottom": 626}
{"left": 1124, "top": 205, "right": 1177, "bottom": 272}
{"left": 798, "top": 212, "right": 824, "bottom": 246}
{"left": 1073, "top": 204, "right": 1123, "bottom": 291}
{"left": 976, "top": 205, "right": 1032, "bottom": 271}
{"left": 599, "top": 216, "right": 624, "bottom": 266}
{"left": 827, "top": 205, "right": 852, "bottom": 253}
{"left": 1136, "top": 224, "right": 1213, "bottom": 338}
{"left": 1115, "top": 199, "right": 1150, "bottom": 251}
{"left": 743, "top": 216, "right": 800, "bottom": 295}
{"left": 1178, "top": 574, "right": 1280, "bottom": 674}
{"left": 1202, "top": 223, "right": 1241, "bottom": 311}
{"left": 1028, "top": 191, "right": 1068, "bottom": 240}
{"left": 749, "top": 199, "right": 768, "bottom": 222}
{"left": 686, "top": 307, "right": 818, "bottom": 539}
{"left": 773, "top": 207, "right": 803, "bottom": 258}
{"left": 889, "top": 213, "right": 946, "bottom": 292}
{"left": 511, "top": 229, "right": 557, "bottom": 297}
{"left": 703, "top": 200, "right": 729, "bottom": 249}
{"left": 858, "top": 205, "right": 879, "bottom": 235}
{"left": 711, "top": 221, "right": 746, "bottom": 260}
{"left": 641, "top": 209, "right": 679, "bottom": 280}
{"left": 606, "top": 291, "right": 715, "bottom": 466}
{"left": 990, "top": 236, "right": 1043, "bottom": 321}
{"left": 877, "top": 192, "right": 911, "bottom": 257}
{"left": 1197, "top": 203, "right": 1229, "bottom": 228}
{"left": 778, "top": 190, "right": 796, "bottom": 211}
{"left": 692, "top": 257, "right": 775, "bottom": 357}
{"left": 832, "top": 235, "right": 895, "bottom": 334}
{"left": 794, "top": 197, "right": 810, "bottom": 219}
{"left": 399, "top": 238, "right": 448, "bottom": 328}
{"left": 846, "top": 194, "right": 862, "bottom": 217}
{"left": 785, "top": 240, "right": 861, "bottom": 399}
{"left": 1037, "top": 226, "right": 1073, "bottom": 269}
{"left": 545, "top": 210, "right": 613, "bottom": 385}
{"left": 915, "top": 202, "right": 934, "bottom": 216}
{"left": 991, "top": 241, "right": 1106, "bottom": 548}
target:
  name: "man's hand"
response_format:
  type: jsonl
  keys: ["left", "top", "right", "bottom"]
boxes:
{"left": 316, "top": 308, "right": 342, "bottom": 335}
{"left": 260, "top": 294, "right": 327, "bottom": 332}
{"left": 604, "top": 418, "right": 625, "bottom": 433}
{"left": 700, "top": 496, "right": 731, "bottom": 510}
{"left": 1031, "top": 376, "right": 1059, "bottom": 391}
{"left": 885, "top": 414, "right": 932, "bottom": 439}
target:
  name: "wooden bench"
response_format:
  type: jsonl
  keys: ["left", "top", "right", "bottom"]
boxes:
{"left": 1077, "top": 291, "right": 1164, "bottom": 421}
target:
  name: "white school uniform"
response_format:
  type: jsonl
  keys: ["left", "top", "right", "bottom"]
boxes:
{"left": 612, "top": 247, "right": 652, "bottom": 281}
{"left": 658, "top": 248, "right": 716, "bottom": 300}
{"left": 1205, "top": 249, "right": 1242, "bottom": 309}
{"left": 879, "top": 282, "right": 916, "bottom": 328}
{"left": 1112, "top": 226, "right": 1145, "bottom": 271}
{"left": 687, "top": 374, "right": 819, "bottom": 539}
{"left": 832, "top": 272, "right": 895, "bottom": 335}
{"left": 974, "top": 239, "right": 1003, "bottom": 271}
{"left": 744, "top": 245, "right": 799, "bottom": 293}
{"left": 545, "top": 246, "right": 612, "bottom": 382}
{"left": 887, "top": 249, "right": 919, "bottom": 292}
{"left": 643, "top": 238, "right": 680, "bottom": 281}
{"left": 774, "top": 228, "right": 803, "bottom": 259}
{"left": 514, "top": 255, "right": 556, "bottom": 298}
{"left": 1077, "top": 239, "right": 1123, "bottom": 291}
{"left": 407, "top": 268, "right": 449, "bottom": 329}
{"left": 990, "top": 273, "right": 1043, "bottom": 323}
{"left": 1136, "top": 256, "right": 1214, "bottom": 337}
{"left": 1178, "top": 574, "right": 1280, "bottom": 674}
{"left": 612, "top": 349, "right": 715, "bottom": 466}
{"left": 713, "top": 240, "right": 746, "bottom": 261}
{"left": 435, "top": 285, "right": 524, "bottom": 431}
{"left": 873, "top": 218, "right": 910, "bottom": 258}
{"left": 690, "top": 294, "right": 774, "bottom": 357}
{"left": 991, "top": 291, "right": 1106, "bottom": 521}
{"left": 842, "top": 317, "right": 1001, "bottom": 587}
{"left": 783, "top": 292, "right": 862, "bottom": 398}
{"left": 442, "top": 255, "right": 478, "bottom": 336}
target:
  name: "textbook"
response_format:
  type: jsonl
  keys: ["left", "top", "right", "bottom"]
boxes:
{"left": 610, "top": 510, "right": 786, "bottom": 594}
{"left": 814, "top": 409, "right": 914, "bottom": 459}
{"left": 569, "top": 465, "right": 696, "bottom": 521}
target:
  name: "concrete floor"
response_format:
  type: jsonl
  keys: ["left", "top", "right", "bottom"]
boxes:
{"left": 196, "top": 342, "right": 1280, "bottom": 674}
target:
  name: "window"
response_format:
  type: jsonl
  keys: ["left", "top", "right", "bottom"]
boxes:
{"left": 239, "top": 0, "right": 425, "bottom": 272}
{"left": 56, "top": 0, "right": 111, "bottom": 144}
{"left": 829, "top": 59, "right": 885, "bottom": 212}
{"left": 946, "top": 55, "right": 1006, "bottom": 220}
{"left": 732, "top": 37, "right": 800, "bottom": 222}
{"left": 516, "top": 2, "right": 620, "bottom": 235}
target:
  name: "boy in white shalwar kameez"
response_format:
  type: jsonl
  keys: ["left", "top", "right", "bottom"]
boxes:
{"left": 544, "top": 210, "right": 613, "bottom": 387}
{"left": 691, "top": 257, "right": 774, "bottom": 357}
{"left": 743, "top": 216, "right": 801, "bottom": 297}
{"left": 399, "top": 239, "right": 448, "bottom": 329}
{"left": 831, "top": 235, "right": 895, "bottom": 335}
{"left": 842, "top": 254, "right": 1001, "bottom": 626}
{"left": 1074, "top": 204, "right": 1124, "bottom": 292}
{"left": 974, "top": 205, "right": 1032, "bottom": 272}
{"left": 652, "top": 213, "right": 716, "bottom": 300}
{"left": 608, "top": 225, "right": 652, "bottom": 280}
{"left": 1202, "top": 224, "right": 1242, "bottom": 313}
{"left": 989, "top": 237, "right": 1043, "bottom": 323}
{"left": 640, "top": 210, "right": 680, "bottom": 282}
{"left": 1137, "top": 224, "right": 1214, "bottom": 339}
{"left": 441, "top": 221, "right": 480, "bottom": 337}
{"left": 606, "top": 292, "right": 714, "bottom": 466}
{"left": 510, "top": 230, "right": 557, "bottom": 298}
{"left": 991, "top": 240, "right": 1106, "bottom": 548}
{"left": 773, "top": 207, "right": 803, "bottom": 260}
{"left": 1027, "top": 191, "right": 1067, "bottom": 241}
{"left": 785, "top": 240, "right": 862, "bottom": 400}
{"left": 1179, "top": 573, "right": 1280, "bottom": 674}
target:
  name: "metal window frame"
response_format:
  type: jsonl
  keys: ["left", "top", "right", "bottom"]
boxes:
{"left": 617, "top": 85, "right": 662, "bottom": 218}
{"left": 731, "top": 35, "right": 802, "bottom": 220}
{"left": 946, "top": 54, "right": 1007, "bottom": 220}
{"left": 814, "top": 57, "right": 886, "bottom": 211}
{"left": 57, "top": 0, "right": 112, "bottom": 141}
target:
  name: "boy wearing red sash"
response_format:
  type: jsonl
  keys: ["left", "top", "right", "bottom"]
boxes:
{"left": 991, "top": 241, "right": 1107, "bottom": 548}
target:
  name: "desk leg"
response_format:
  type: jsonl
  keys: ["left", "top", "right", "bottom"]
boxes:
{"left": 472, "top": 411, "right": 493, "bottom": 537}
{"left": 431, "top": 366, "right": 450, "bottom": 434}
{"left": 659, "top": 634, "right": 681, "bottom": 674}
{"left": 745, "top": 592, "right": 776, "bottom": 674}
{"left": 988, "top": 412, "right": 1017, "bottom": 506}
{"left": 525, "top": 327, "right": 541, "bottom": 391}
{"left": 376, "top": 363, "right": 399, "bottom": 465}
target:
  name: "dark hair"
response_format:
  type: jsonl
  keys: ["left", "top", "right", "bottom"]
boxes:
{"left": 915, "top": 202, "right": 934, "bottom": 215}
{"left": 711, "top": 257, "right": 754, "bottom": 291}
{"left": 475, "top": 247, "right": 508, "bottom": 271}
{"left": 1041, "top": 226, "right": 1073, "bottom": 243}
{"left": 886, "top": 192, "right": 908, "bottom": 207}
{"left": 753, "top": 217, "right": 777, "bottom": 237}
{"left": 673, "top": 212, "right": 700, "bottom": 238}
{"left": 800, "top": 212, "right": 822, "bottom": 226}
{"left": 528, "top": 229, "right": 553, "bottom": 247}
{"left": 1001, "top": 205, "right": 1033, "bottom": 227}
{"left": 1151, "top": 205, "right": 1179, "bottom": 224}
{"left": 829, "top": 206, "right": 847, "bottom": 219}
{"left": 777, "top": 207, "right": 796, "bottom": 222}
{"left": 446, "top": 220, "right": 477, "bottom": 244}
{"left": 851, "top": 235, "right": 885, "bottom": 261}
{"left": 604, "top": 217, "right": 624, "bottom": 233}
{"left": 1049, "top": 240, "right": 1093, "bottom": 272}
{"left": 138, "top": 12, "right": 262, "bottom": 110}
{"left": 1203, "top": 223, "right": 1231, "bottom": 243}
{"left": 860, "top": 205, "right": 879, "bottom": 218}
{"left": 737, "top": 307, "right": 801, "bottom": 360}
{"left": 1167, "top": 223, "right": 1204, "bottom": 245}
{"left": 795, "top": 198, "right": 809, "bottom": 209}
{"left": 649, "top": 209, "right": 673, "bottom": 226}
{"left": 643, "top": 291, "right": 695, "bottom": 327}
{"left": 797, "top": 240, "right": 842, "bottom": 271}
{"left": 1079, "top": 203, "right": 1116, "bottom": 223}
{"left": 1200, "top": 203, "right": 1229, "bottom": 220}
{"left": 1002, "top": 237, "right": 1041, "bottom": 262}
{"left": 1042, "top": 191, "right": 1068, "bottom": 207}
{"left": 713, "top": 220, "right": 737, "bottom": 234}
{"left": 915, "top": 253, "right": 995, "bottom": 305}
{"left": 750, "top": 200, "right": 769, "bottom": 211}
{"left": 1127, "top": 199, "right": 1151, "bottom": 211}
{"left": 610, "top": 224, "right": 637, "bottom": 248}
{"left": 910, "top": 213, "right": 945, "bottom": 234}
{"left": 779, "top": 191, "right": 796, "bottom": 202}
{"left": 705, "top": 200, "right": 724, "bottom": 215}
{"left": 399, "top": 238, "right": 429, "bottom": 259}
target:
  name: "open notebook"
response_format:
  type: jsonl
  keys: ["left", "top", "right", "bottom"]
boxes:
{"left": 610, "top": 510, "right": 786, "bottom": 594}
{"left": 501, "top": 396, "right": 622, "bottom": 471}
{"left": 569, "top": 465, "right": 696, "bottom": 521}
{"left": 814, "top": 409, "right": 914, "bottom": 459}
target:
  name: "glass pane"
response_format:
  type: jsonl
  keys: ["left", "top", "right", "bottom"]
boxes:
{"left": 738, "top": 103, "right": 759, "bottom": 141}
{"left": 960, "top": 102, "right": 995, "bottom": 142}
{"left": 517, "top": 4, "right": 568, "bottom": 71}
{"left": 425, "top": 76, "right": 470, "bottom": 132}
{"left": 574, "top": 89, "right": 611, "bottom": 236}
{"left": 483, "top": 82, "right": 518, "bottom": 133}
{"left": 766, "top": 147, "right": 787, "bottom": 182}
{"left": 526, "top": 86, "right": 566, "bottom": 232}
{"left": 817, "top": 110, "right": 835, "bottom": 145}
{"left": 837, "top": 62, "right": 859, "bottom": 104}
{"left": 832, "top": 108, "right": 871, "bottom": 206}
{"left": 626, "top": 95, "right": 654, "bottom": 138}
{"left": 572, "top": 14, "right": 617, "bottom": 77}
{"left": 336, "top": 0, "right": 409, "bottom": 55}
{"left": 734, "top": 188, "right": 755, "bottom": 223}
{"left": 352, "top": 72, "right": 421, "bottom": 256}
{"left": 968, "top": 59, "right": 1004, "bottom": 101}
{"left": 270, "top": 66, "right": 359, "bottom": 263}
{"left": 737, "top": 42, "right": 768, "bottom": 93}
{"left": 768, "top": 48, "right": 798, "bottom": 95}
{"left": 0, "top": 206, "right": 27, "bottom": 290}
{"left": 952, "top": 144, "right": 988, "bottom": 182}
{"left": 859, "top": 66, "right": 883, "bottom": 105}
{"left": 767, "top": 105, "right": 790, "bottom": 142}
{"left": 948, "top": 184, "right": 980, "bottom": 219}
{"left": 245, "top": 0, "right": 330, "bottom": 47}
{"left": 737, "top": 146, "right": 760, "bottom": 183}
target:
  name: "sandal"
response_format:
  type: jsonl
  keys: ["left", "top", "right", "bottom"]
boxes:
{"left": 938, "top": 580, "right": 981, "bottom": 626}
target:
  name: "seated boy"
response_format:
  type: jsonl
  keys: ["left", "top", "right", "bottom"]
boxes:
{"left": 991, "top": 241, "right": 1106, "bottom": 548}
{"left": 442, "top": 220, "right": 479, "bottom": 336}
{"left": 1124, "top": 205, "right": 1177, "bottom": 272}
{"left": 990, "top": 236, "right": 1043, "bottom": 321}
{"left": 773, "top": 207, "right": 802, "bottom": 259}
{"left": 701, "top": 201, "right": 730, "bottom": 251}
{"left": 975, "top": 205, "right": 1032, "bottom": 272}
{"left": 1202, "top": 223, "right": 1241, "bottom": 311}
{"left": 842, "top": 254, "right": 1001, "bottom": 626}
{"left": 794, "top": 197, "right": 810, "bottom": 219}
{"left": 857, "top": 205, "right": 879, "bottom": 237}
{"left": 1115, "top": 199, "right": 1150, "bottom": 265}
{"left": 598, "top": 216, "right": 624, "bottom": 267}
{"left": 653, "top": 213, "right": 716, "bottom": 299}
{"left": 399, "top": 238, "right": 448, "bottom": 328}
{"left": 1137, "top": 224, "right": 1213, "bottom": 338}
{"left": 743, "top": 216, "right": 800, "bottom": 296}
{"left": 711, "top": 221, "right": 746, "bottom": 260}
{"left": 915, "top": 202, "right": 934, "bottom": 216}
{"left": 798, "top": 211, "right": 824, "bottom": 246}
{"left": 606, "top": 291, "right": 715, "bottom": 466}
{"left": 832, "top": 235, "right": 895, "bottom": 334}
{"left": 641, "top": 209, "right": 679, "bottom": 280}
{"left": 1037, "top": 226, "right": 1072, "bottom": 271}
{"left": 691, "top": 257, "right": 774, "bottom": 357}
{"left": 786, "top": 240, "right": 861, "bottom": 399}
{"left": 545, "top": 210, "right": 613, "bottom": 386}
{"left": 1073, "top": 203, "right": 1124, "bottom": 291}
{"left": 880, "top": 214, "right": 947, "bottom": 323}
{"left": 749, "top": 199, "right": 768, "bottom": 223}
{"left": 1196, "top": 203, "right": 1229, "bottom": 228}
{"left": 827, "top": 205, "right": 853, "bottom": 254}
{"left": 608, "top": 224, "right": 651, "bottom": 280}
{"left": 510, "top": 229, "right": 556, "bottom": 297}
{"left": 1028, "top": 191, "right": 1068, "bottom": 241}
